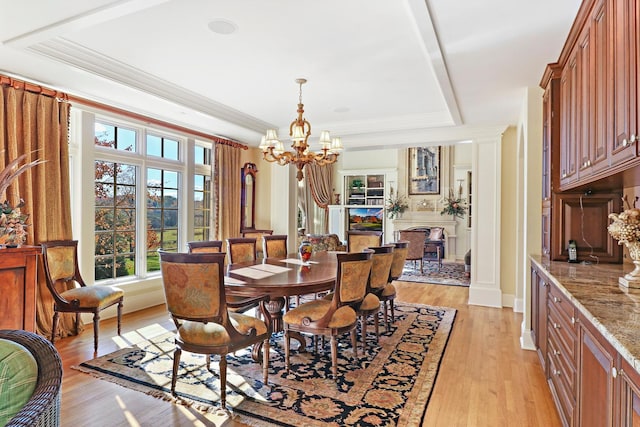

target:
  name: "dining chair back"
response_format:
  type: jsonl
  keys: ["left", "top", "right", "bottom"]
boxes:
{"left": 226, "top": 237, "right": 257, "bottom": 264}
{"left": 241, "top": 229, "right": 273, "bottom": 258}
{"left": 186, "top": 240, "right": 223, "bottom": 253}
{"left": 188, "top": 239, "right": 257, "bottom": 313}
{"left": 40, "top": 240, "right": 124, "bottom": 352}
{"left": 263, "top": 234, "right": 288, "bottom": 258}
{"left": 346, "top": 230, "right": 383, "bottom": 253}
{"left": 158, "top": 250, "right": 270, "bottom": 409}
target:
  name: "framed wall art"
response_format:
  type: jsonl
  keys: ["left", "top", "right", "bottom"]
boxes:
{"left": 408, "top": 146, "right": 440, "bottom": 195}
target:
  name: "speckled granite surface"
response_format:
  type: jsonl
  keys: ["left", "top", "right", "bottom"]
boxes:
{"left": 530, "top": 255, "right": 640, "bottom": 372}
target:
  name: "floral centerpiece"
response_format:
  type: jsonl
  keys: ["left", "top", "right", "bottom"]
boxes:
{"left": 0, "top": 153, "right": 44, "bottom": 246}
{"left": 608, "top": 196, "right": 640, "bottom": 287}
{"left": 386, "top": 190, "right": 409, "bottom": 219}
{"left": 440, "top": 188, "right": 467, "bottom": 219}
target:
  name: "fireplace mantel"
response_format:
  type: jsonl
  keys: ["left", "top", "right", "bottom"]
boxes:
{"left": 392, "top": 211, "right": 458, "bottom": 260}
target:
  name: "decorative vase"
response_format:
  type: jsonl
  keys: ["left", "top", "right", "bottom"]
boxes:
{"left": 299, "top": 240, "right": 313, "bottom": 262}
{"left": 620, "top": 241, "right": 640, "bottom": 288}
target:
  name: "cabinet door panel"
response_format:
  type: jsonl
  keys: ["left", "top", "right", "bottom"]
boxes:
{"left": 612, "top": 0, "right": 638, "bottom": 165}
{"left": 620, "top": 358, "right": 640, "bottom": 427}
{"left": 578, "top": 321, "right": 615, "bottom": 427}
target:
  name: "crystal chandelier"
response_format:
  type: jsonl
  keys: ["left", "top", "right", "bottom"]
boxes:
{"left": 259, "top": 78, "right": 344, "bottom": 181}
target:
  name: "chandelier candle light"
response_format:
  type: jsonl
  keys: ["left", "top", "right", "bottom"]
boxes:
{"left": 259, "top": 78, "right": 344, "bottom": 181}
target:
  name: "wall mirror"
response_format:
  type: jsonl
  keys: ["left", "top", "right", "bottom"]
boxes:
{"left": 241, "top": 162, "right": 257, "bottom": 231}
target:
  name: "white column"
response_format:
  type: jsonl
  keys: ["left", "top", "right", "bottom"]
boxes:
{"left": 468, "top": 136, "right": 503, "bottom": 308}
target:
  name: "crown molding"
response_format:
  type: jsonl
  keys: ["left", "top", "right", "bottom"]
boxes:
{"left": 28, "top": 38, "right": 274, "bottom": 134}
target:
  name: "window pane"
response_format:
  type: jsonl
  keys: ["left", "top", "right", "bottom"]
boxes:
{"left": 95, "top": 160, "right": 137, "bottom": 280}
{"left": 146, "top": 168, "right": 180, "bottom": 272}
{"left": 117, "top": 127, "right": 136, "bottom": 151}
{"left": 193, "top": 173, "right": 211, "bottom": 242}
{"left": 164, "top": 138, "right": 179, "bottom": 160}
{"left": 147, "top": 135, "right": 162, "bottom": 157}
{"left": 95, "top": 123, "right": 137, "bottom": 152}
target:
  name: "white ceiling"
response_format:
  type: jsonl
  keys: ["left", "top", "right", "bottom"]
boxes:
{"left": 0, "top": 0, "right": 581, "bottom": 150}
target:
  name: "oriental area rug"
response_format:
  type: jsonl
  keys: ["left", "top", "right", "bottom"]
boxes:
{"left": 399, "top": 261, "right": 470, "bottom": 287}
{"left": 73, "top": 303, "right": 456, "bottom": 426}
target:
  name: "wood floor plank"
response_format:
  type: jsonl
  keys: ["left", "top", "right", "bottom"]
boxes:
{"left": 54, "top": 281, "right": 562, "bottom": 426}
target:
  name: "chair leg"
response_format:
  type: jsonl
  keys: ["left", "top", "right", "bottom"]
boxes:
{"left": 117, "top": 300, "right": 123, "bottom": 335}
{"left": 284, "top": 330, "right": 290, "bottom": 373}
{"left": 390, "top": 299, "right": 396, "bottom": 324}
{"left": 171, "top": 348, "right": 182, "bottom": 395}
{"left": 382, "top": 302, "right": 389, "bottom": 332}
{"left": 350, "top": 329, "right": 358, "bottom": 358}
{"left": 262, "top": 338, "right": 270, "bottom": 384}
{"left": 330, "top": 335, "right": 338, "bottom": 379}
{"left": 373, "top": 311, "right": 379, "bottom": 343}
{"left": 360, "top": 315, "right": 367, "bottom": 353}
{"left": 50, "top": 312, "right": 60, "bottom": 344}
{"left": 92, "top": 311, "right": 100, "bottom": 352}
{"left": 220, "top": 355, "right": 228, "bottom": 409}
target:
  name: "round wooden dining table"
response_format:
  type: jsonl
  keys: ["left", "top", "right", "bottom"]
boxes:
{"left": 224, "top": 251, "right": 339, "bottom": 359}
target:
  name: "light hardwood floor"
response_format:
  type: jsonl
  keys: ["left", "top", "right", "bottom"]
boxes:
{"left": 55, "top": 281, "right": 562, "bottom": 426}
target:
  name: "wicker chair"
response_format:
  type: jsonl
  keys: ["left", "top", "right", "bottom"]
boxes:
{"left": 1, "top": 329, "right": 62, "bottom": 427}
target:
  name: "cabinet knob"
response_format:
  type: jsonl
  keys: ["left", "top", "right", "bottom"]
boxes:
{"left": 562, "top": 173, "right": 567, "bottom": 178}
{"left": 553, "top": 350, "right": 560, "bottom": 356}
{"left": 554, "top": 369, "right": 561, "bottom": 376}
{"left": 631, "top": 134, "right": 637, "bottom": 143}
{"left": 571, "top": 317, "right": 575, "bottom": 325}
{"left": 612, "top": 367, "right": 617, "bottom": 379}
{"left": 553, "top": 322, "right": 560, "bottom": 329}
{"left": 623, "top": 139, "right": 629, "bottom": 147}
{"left": 553, "top": 296, "right": 560, "bottom": 303}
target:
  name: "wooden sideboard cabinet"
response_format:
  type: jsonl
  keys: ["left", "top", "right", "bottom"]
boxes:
{"left": 530, "top": 260, "right": 640, "bottom": 427}
{"left": 0, "top": 246, "right": 39, "bottom": 332}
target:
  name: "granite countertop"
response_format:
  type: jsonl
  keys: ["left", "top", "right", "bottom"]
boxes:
{"left": 530, "top": 255, "right": 640, "bottom": 372}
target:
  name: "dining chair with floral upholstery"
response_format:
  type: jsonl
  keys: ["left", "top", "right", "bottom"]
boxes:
{"left": 262, "top": 234, "right": 288, "bottom": 258}
{"left": 158, "top": 250, "right": 271, "bottom": 409}
{"left": 283, "top": 251, "right": 373, "bottom": 379}
{"left": 346, "top": 230, "right": 382, "bottom": 253}
{"left": 40, "top": 240, "right": 124, "bottom": 353}
{"left": 226, "top": 237, "right": 257, "bottom": 264}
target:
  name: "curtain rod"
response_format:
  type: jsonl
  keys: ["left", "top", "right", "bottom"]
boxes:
{"left": 0, "top": 73, "right": 248, "bottom": 150}
{"left": 68, "top": 95, "right": 248, "bottom": 150}
{"left": 0, "top": 75, "right": 69, "bottom": 101}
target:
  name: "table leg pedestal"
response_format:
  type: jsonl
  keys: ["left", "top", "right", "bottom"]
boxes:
{"left": 251, "top": 296, "right": 307, "bottom": 362}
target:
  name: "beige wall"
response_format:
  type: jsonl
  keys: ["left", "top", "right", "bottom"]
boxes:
{"left": 500, "top": 126, "right": 518, "bottom": 298}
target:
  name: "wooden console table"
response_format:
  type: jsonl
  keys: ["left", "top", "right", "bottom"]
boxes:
{"left": 0, "top": 246, "right": 39, "bottom": 332}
